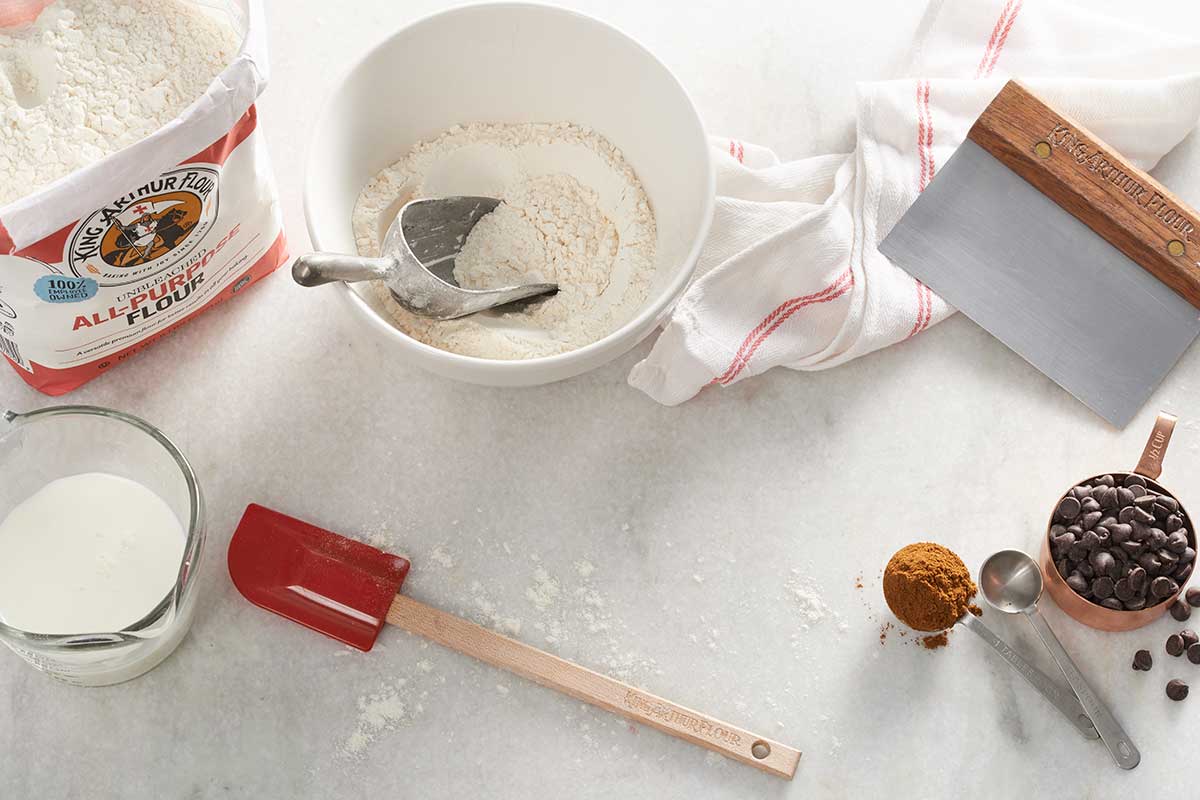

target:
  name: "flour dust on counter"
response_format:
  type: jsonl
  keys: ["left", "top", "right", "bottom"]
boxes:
{"left": 333, "top": 542, "right": 661, "bottom": 761}
{"left": 353, "top": 122, "right": 657, "bottom": 359}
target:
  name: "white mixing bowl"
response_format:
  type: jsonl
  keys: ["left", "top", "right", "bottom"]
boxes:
{"left": 303, "top": 3, "right": 714, "bottom": 386}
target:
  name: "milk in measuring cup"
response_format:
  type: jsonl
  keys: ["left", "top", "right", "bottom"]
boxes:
{"left": 0, "top": 472, "right": 184, "bottom": 633}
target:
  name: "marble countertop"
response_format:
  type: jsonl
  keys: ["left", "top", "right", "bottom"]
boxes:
{"left": 5, "top": 1, "right": 1200, "bottom": 797}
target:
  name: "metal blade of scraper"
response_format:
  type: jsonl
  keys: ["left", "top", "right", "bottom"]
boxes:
{"left": 880, "top": 82, "right": 1200, "bottom": 428}
{"left": 881, "top": 139, "right": 1200, "bottom": 427}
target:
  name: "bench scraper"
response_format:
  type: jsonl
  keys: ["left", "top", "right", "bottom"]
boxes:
{"left": 880, "top": 81, "right": 1200, "bottom": 428}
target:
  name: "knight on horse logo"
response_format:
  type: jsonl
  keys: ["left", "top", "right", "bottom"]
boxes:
{"left": 68, "top": 165, "right": 220, "bottom": 286}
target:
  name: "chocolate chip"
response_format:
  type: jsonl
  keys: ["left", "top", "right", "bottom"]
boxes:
{"left": 1187, "top": 588, "right": 1200, "bottom": 608}
{"left": 1119, "top": 507, "right": 1137, "bottom": 524}
{"left": 1056, "top": 558, "right": 1070, "bottom": 578}
{"left": 1066, "top": 572, "right": 1089, "bottom": 593}
{"left": 1167, "top": 514, "right": 1184, "bottom": 532}
{"left": 1153, "top": 576, "right": 1180, "bottom": 599}
{"left": 1078, "top": 562, "right": 1095, "bottom": 579}
{"left": 1114, "top": 577, "right": 1135, "bottom": 602}
{"left": 1168, "top": 531, "right": 1189, "bottom": 554}
{"left": 1058, "top": 496, "right": 1082, "bottom": 520}
{"left": 1111, "top": 524, "right": 1132, "bottom": 545}
{"left": 1168, "top": 633, "right": 1186, "bottom": 656}
{"left": 1168, "top": 679, "right": 1189, "bottom": 701}
{"left": 1172, "top": 599, "right": 1192, "bottom": 621}
{"left": 1081, "top": 530, "right": 1100, "bottom": 550}
{"left": 1176, "top": 564, "right": 1194, "bottom": 584}
{"left": 1124, "top": 474, "right": 1147, "bottom": 488}
{"left": 1182, "top": 630, "right": 1199, "bottom": 649}
{"left": 1160, "top": 496, "right": 1180, "bottom": 513}
{"left": 1090, "top": 549, "right": 1115, "bottom": 575}
{"left": 1097, "top": 474, "right": 1115, "bottom": 488}
{"left": 1071, "top": 486, "right": 1092, "bottom": 500}
{"left": 1120, "top": 540, "right": 1145, "bottom": 558}
{"left": 1101, "top": 597, "right": 1124, "bottom": 610}
{"left": 1081, "top": 497, "right": 1101, "bottom": 514}
{"left": 1149, "top": 529, "right": 1169, "bottom": 550}
{"left": 1117, "top": 487, "right": 1136, "bottom": 507}
{"left": 1134, "top": 507, "right": 1157, "bottom": 525}
{"left": 1093, "top": 576, "right": 1115, "bottom": 600}
{"left": 1180, "top": 547, "right": 1196, "bottom": 565}
{"left": 1129, "top": 566, "right": 1148, "bottom": 593}
{"left": 1125, "top": 597, "right": 1147, "bottom": 610}
{"left": 1189, "top": 643, "right": 1200, "bottom": 665}
{"left": 1139, "top": 553, "right": 1163, "bottom": 575}
{"left": 1069, "top": 542, "right": 1090, "bottom": 562}
{"left": 1133, "top": 649, "right": 1153, "bottom": 670}
{"left": 1134, "top": 494, "right": 1159, "bottom": 508}
{"left": 1081, "top": 511, "right": 1103, "bottom": 531}
{"left": 1129, "top": 484, "right": 1148, "bottom": 499}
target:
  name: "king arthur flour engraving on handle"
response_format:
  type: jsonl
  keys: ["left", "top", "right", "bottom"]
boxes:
{"left": 0, "top": 472, "right": 184, "bottom": 633}
{"left": 0, "top": 1, "right": 287, "bottom": 394}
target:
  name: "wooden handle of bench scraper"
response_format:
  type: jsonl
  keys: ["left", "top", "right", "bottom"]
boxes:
{"left": 386, "top": 593, "right": 801, "bottom": 779}
{"left": 967, "top": 81, "right": 1200, "bottom": 310}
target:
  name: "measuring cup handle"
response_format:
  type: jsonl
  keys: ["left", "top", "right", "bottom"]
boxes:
{"left": 957, "top": 613, "right": 1097, "bottom": 739}
{"left": 1134, "top": 411, "right": 1177, "bottom": 480}
{"left": 1026, "top": 611, "right": 1140, "bottom": 769}
{"left": 292, "top": 253, "right": 393, "bottom": 287}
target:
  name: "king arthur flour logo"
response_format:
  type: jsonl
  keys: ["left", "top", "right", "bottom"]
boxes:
{"left": 67, "top": 166, "right": 220, "bottom": 286}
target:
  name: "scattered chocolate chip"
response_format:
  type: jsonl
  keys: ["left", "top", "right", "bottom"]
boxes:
{"left": 1189, "top": 643, "right": 1200, "bottom": 665}
{"left": 1133, "top": 649, "right": 1153, "bottom": 671}
{"left": 1187, "top": 588, "right": 1200, "bottom": 608}
{"left": 1172, "top": 599, "right": 1192, "bottom": 621}
{"left": 1168, "top": 679, "right": 1190, "bottom": 701}
{"left": 1167, "top": 633, "right": 1185, "bottom": 657}
{"left": 1182, "top": 630, "right": 1199, "bottom": 649}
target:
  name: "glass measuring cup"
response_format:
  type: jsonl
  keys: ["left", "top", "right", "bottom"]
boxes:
{"left": 0, "top": 405, "right": 205, "bottom": 685}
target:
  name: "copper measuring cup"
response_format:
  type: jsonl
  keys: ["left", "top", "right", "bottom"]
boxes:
{"left": 1040, "top": 413, "right": 1194, "bottom": 632}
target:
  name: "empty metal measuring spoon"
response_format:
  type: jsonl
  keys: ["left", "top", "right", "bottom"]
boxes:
{"left": 292, "top": 196, "right": 558, "bottom": 320}
{"left": 979, "top": 550, "right": 1139, "bottom": 769}
{"left": 955, "top": 611, "right": 1097, "bottom": 739}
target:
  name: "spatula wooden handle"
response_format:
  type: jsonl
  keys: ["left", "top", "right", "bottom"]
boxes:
{"left": 386, "top": 593, "right": 801, "bottom": 779}
{"left": 968, "top": 81, "right": 1200, "bottom": 310}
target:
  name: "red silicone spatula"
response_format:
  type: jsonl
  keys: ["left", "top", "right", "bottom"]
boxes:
{"left": 228, "top": 504, "right": 801, "bottom": 779}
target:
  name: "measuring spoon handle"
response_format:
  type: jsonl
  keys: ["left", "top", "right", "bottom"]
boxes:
{"left": 957, "top": 614, "right": 1097, "bottom": 739}
{"left": 1026, "top": 610, "right": 1140, "bottom": 769}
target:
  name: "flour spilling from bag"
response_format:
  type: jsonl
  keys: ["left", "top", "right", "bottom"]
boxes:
{"left": 353, "top": 122, "right": 656, "bottom": 359}
{"left": 0, "top": 0, "right": 287, "bottom": 395}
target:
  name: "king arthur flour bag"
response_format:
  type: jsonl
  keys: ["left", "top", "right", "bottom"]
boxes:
{"left": 0, "top": 0, "right": 286, "bottom": 394}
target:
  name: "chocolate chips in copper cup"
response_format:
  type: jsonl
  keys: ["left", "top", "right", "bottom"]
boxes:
{"left": 1049, "top": 473, "right": 1194, "bottom": 612}
{"left": 1041, "top": 413, "right": 1196, "bottom": 631}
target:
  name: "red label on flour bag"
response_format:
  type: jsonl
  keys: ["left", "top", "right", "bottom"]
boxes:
{"left": 0, "top": 0, "right": 286, "bottom": 395}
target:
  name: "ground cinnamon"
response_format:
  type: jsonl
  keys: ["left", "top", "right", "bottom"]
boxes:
{"left": 883, "top": 542, "right": 977, "bottom": 633}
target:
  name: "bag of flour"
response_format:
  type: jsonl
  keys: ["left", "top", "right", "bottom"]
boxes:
{"left": 0, "top": 0, "right": 286, "bottom": 394}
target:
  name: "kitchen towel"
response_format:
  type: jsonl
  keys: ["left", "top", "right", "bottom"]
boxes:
{"left": 628, "top": 0, "right": 1200, "bottom": 405}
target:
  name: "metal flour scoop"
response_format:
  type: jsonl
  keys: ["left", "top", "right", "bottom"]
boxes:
{"left": 228, "top": 504, "right": 801, "bottom": 779}
{"left": 292, "top": 196, "right": 558, "bottom": 319}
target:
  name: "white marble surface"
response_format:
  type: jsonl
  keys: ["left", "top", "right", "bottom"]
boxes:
{"left": 5, "top": 1, "right": 1200, "bottom": 797}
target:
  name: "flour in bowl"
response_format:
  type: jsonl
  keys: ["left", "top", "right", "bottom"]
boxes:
{"left": 0, "top": 0, "right": 241, "bottom": 206}
{"left": 352, "top": 122, "right": 657, "bottom": 359}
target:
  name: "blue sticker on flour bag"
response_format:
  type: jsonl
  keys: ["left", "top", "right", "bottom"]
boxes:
{"left": 34, "top": 275, "right": 98, "bottom": 304}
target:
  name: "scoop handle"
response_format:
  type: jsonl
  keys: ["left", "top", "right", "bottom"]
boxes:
{"left": 292, "top": 253, "right": 393, "bottom": 287}
{"left": 386, "top": 593, "right": 800, "bottom": 779}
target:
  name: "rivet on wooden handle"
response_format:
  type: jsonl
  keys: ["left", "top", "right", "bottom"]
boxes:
{"left": 386, "top": 593, "right": 802, "bottom": 779}
{"left": 967, "top": 81, "right": 1200, "bottom": 310}
{"left": 1135, "top": 411, "right": 1177, "bottom": 480}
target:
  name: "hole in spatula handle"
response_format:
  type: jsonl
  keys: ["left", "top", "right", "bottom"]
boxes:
{"left": 751, "top": 740, "right": 771, "bottom": 759}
